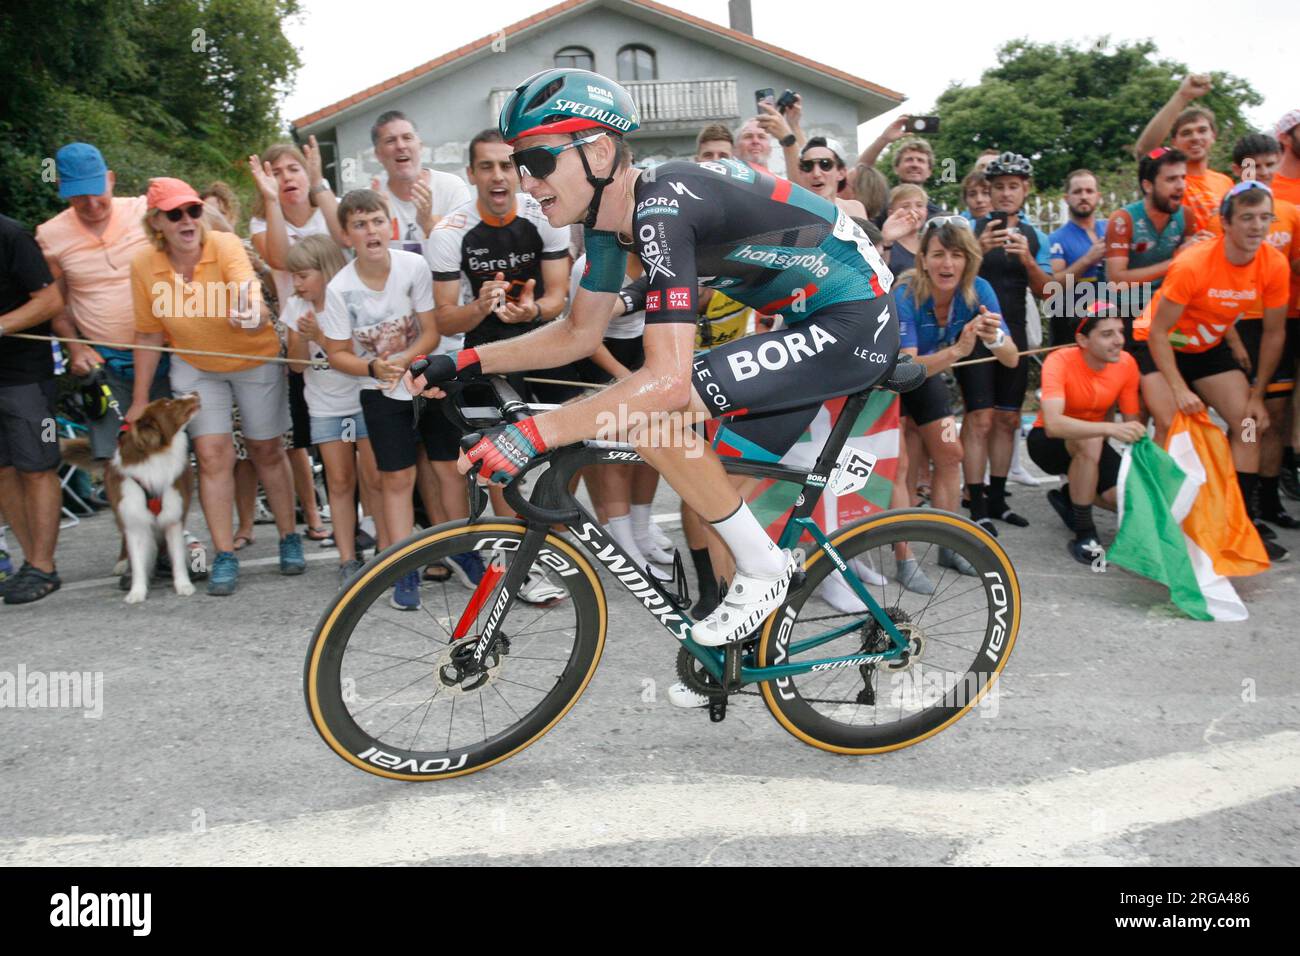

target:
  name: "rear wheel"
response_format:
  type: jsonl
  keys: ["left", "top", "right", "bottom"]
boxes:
{"left": 304, "top": 521, "right": 606, "bottom": 780}
{"left": 757, "top": 509, "right": 1020, "bottom": 753}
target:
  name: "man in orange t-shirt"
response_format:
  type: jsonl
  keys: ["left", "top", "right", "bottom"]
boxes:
{"left": 1134, "top": 75, "right": 1232, "bottom": 234}
{"left": 1026, "top": 310, "right": 1144, "bottom": 564}
{"left": 1272, "top": 110, "right": 1300, "bottom": 206}
{"left": 1222, "top": 134, "right": 1300, "bottom": 524}
{"left": 1132, "top": 182, "right": 1291, "bottom": 559}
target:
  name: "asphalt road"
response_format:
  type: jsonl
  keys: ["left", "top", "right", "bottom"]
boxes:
{"left": 1, "top": 469, "right": 1298, "bottom": 866}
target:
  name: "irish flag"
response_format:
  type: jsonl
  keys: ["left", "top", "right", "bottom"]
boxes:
{"left": 1107, "top": 413, "right": 1269, "bottom": 621}
{"left": 745, "top": 391, "right": 900, "bottom": 540}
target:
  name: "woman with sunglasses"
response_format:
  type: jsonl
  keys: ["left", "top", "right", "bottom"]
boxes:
{"left": 895, "top": 219, "right": 1018, "bottom": 545}
{"left": 128, "top": 177, "right": 307, "bottom": 595}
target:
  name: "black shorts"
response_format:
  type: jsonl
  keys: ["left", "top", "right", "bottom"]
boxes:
{"left": 0, "top": 379, "right": 61, "bottom": 473}
{"left": 953, "top": 322, "right": 1029, "bottom": 413}
{"left": 694, "top": 295, "right": 899, "bottom": 461}
{"left": 1235, "top": 318, "right": 1299, "bottom": 396}
{"left": 1026, "top": 426, "right": 1121, "bottom": 493}
{"left": 1131, "top": 338, "right": 1244, "bottom": 384}
{"left": 900, "top": 372, "right": 951, "bottom": 426}
{"left": 288, "top": 371, "right": 312, "bottom": 450}
{"left": 360, "top": 389, "right": 460, "bottom": 472}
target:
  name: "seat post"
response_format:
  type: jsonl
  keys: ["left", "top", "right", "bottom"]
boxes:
{"left": 807, "top": 390, "right": 874, "bottom": 482}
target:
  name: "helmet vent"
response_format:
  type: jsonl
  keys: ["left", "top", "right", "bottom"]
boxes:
{"left": 527, "top": 78, "right": 566, "bottom": 112}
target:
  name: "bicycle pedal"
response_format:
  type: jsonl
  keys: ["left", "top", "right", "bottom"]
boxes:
{"left": 708, "top": 696, "right": 728, "bottom": 723}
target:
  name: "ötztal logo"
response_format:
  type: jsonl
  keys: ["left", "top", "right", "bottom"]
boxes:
{"left": 645, "top": 290, "right": 662, "bottom": 311}
{"left": 666, "top": 287, "right": 691, "bottom": 310}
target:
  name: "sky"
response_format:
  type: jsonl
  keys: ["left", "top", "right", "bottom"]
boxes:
{"left": 280, "top": 0, "right": 1297, "bottom": 146}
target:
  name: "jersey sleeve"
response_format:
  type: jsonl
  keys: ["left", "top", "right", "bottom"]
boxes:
{"left": 634, "top": 180, "right": 702, "bottom": 324}
{"left": 579, "top": 228, "right": 626, "bottom": 294}
{"left": 425, "top": 219, "right": 462, "bottom": 282}
{"left": 4, "top": 223, "right": 54, "bottom": 296}
{"left": 1117, "top": 353, "right": 1140, "bottom": 415}
{"left": 1105, "top": 209, "right": 1133, "bottom": 258}
{"left": 1159, "top": 254, "right": 1197, "bottom": 306}
{"left": 894, "top": 282, "right": 919, "bottom": 350}
{"left": 975, "top": 278, "right": 1012, "bottom": 335}
{"left": 1047, "top": 228, "right": 1067, "bottom": 267}
{"left": 1039, "top": 350, "right": 1066, "bottom": 404}
{"left": 539, "top": 217, "right": 571, "bottom": 259}
{"left": 317, "top": 280, "right": 352, "bottom": 343}
{"left": 1032, "top": 226, "right": 1053, "bottom": 270}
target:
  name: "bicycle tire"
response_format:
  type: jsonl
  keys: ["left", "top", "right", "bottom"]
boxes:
{"left": 304, "top": 520, "right": 606, "bottom": 780}
{"left": 757, "top": 509, "right": 1020, "bottom": 754}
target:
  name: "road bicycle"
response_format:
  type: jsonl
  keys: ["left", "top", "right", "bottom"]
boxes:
{"left": 304, "top": 361, "right": 1021, "bottom": 780}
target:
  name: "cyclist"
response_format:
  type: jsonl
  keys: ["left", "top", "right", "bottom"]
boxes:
{"left": 408, "top": 68, "right": 899, "bottom": 646}
{"left": 1130, "top": 180, "right": 1290, "bottom": 561}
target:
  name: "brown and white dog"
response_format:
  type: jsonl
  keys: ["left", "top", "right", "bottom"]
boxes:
{"left": 65, "top": 395, "right": 202, "bottom": 603}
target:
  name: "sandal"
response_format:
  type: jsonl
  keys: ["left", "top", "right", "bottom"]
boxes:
{"left": 4, "top": 562, "right": 62, "bottom": 605}
{"left": 304, "top": 525, "right": 331, "bottom": 541}
{"left": 233, "top": 534, "right": 255, "bottom": 551}
{"left": 423, "top": 562, "right": 452, "bottom": 583}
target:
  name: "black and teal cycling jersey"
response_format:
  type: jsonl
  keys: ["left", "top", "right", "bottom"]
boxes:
{"left": 580, "top": 158, "right": 893, "bottom": 321}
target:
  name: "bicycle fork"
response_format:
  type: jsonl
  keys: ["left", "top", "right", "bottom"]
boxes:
{"left": 462, "top": 522, "right": 549, "bottom": 673}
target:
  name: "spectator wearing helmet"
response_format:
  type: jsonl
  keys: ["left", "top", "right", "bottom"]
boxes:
{"left": 967, "top": 151, "right": 1052, "bottom": 533}
{"left": 1275, "top": 110, "right": 1300, "bottom": 206}
{"left": 1135, "top": 74, "right": 1232, "bottom": 234}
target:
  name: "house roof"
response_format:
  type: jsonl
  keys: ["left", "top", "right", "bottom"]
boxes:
{"left": 291, "top": 0, "right": 905, "bottom": 130}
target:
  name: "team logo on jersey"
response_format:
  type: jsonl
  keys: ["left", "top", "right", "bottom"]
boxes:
{"left": 639, "top": 222, "right": 676, "bottom": 283}
{"left": 666, "top": 181, "right": 703, "bottom": 201}
{"left": 636, "top": 196, "right": 680, "bottom": 218}
{"left": 873, "top": 304, "right": 891, "bottom": 344}
{"left": 719, "top": 158, "right": 756, "bottom": 183}
{"left": 666, "top": 287, "right": 691, "bottom": 310}
{"left": 645, "top": 290, "right": 662, "bottom": 311}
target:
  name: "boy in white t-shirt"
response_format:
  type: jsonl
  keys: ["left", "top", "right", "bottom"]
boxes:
{"left": 319, "top": 189, "right": 443, "bottom": 610}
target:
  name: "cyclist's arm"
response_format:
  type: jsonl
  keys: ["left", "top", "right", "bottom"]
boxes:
{"left": 536, "top": 254, "right": 570, "bottom": 320}
{"left": 1147, "top": 296, "right": 1191, "bottom": 394}
{"left": 1041, "top": 397, "right": 1119, "bottom": 440}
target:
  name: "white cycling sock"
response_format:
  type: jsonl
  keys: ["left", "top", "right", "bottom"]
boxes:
{"left": 711, "top": 502, "right": 784, "bottom": 578}
{"left": 360, "top": 514, "right": 376, "bottom": 537}
{"left": 629, "top": 503, "right": 653, "bottom": 540}
{"left": 606, "top": 515, "right": 670, "bottom": 580}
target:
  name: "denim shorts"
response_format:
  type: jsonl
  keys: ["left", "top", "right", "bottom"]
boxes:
{"left": 309, "top": 412, "right": 369, "bottom": 446}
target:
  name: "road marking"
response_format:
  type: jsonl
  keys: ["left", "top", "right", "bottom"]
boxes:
{"left": 2, "top": 732, "right": 1295, "bottom": 866}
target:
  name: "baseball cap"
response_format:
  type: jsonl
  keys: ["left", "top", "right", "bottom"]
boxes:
{"left": 801, "top": 136, "right": 848, "bottom": 164}
{"left": 56, "top": 143, "right": 108, "bottom": 199}
{"left": 1276, "top": 109, "right": 1300, "bottom": 137}
{"left": 146, "top": 177, "right": 202, "bottom": 212}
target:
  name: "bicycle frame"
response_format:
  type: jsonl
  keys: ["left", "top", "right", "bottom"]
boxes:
{"left": 466, "top": 387, "right": 912, "bottom": 687}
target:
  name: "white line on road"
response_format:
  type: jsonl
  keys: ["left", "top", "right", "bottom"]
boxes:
{"left": 3, "top": 732, "right": 1295, "bottom": 866}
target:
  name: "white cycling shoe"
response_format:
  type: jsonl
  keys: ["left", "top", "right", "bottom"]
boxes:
{"left": 518, "top": 565, "right": 568, "bottom": 606}
{"left": 667, "top": 681, "right": 710, "bottom": 709}
{"left": 690, "top": 550, "right": 796, "bottom": 647}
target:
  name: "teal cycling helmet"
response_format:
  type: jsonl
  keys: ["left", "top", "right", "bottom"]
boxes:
{"left": 499, "top": 69, "right": 640, "bottom": 227}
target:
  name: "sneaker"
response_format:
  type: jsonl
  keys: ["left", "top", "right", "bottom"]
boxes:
{"left": 991, "top": 505, "right": 1030, "bottom": 527}
{"left": 0, "top": 549, "right": 12, "bottom": 583}
{"left": 338, "top": 558, "right": 365, "bottom": 588}
{"left": 692, "top": 551, "right": 795, "bottom": 647}
{"left": 938, "top": 547, "right": 978, "bottom": 576}
{"left": 1068, "top": 536, "right": 1104, "bottom": 566}
{"left": 518, "top": 565, "right": 568, "bottom": 606}
{"left": 389, "top": 569, "right": 420, "bottom": 610}
{"left": 1259, "top": 507, "right": 1300, "bottom": 530}
{"left": 443, "top": 551, "right": 486, "bottom": 589}
{"left": 667, "top": 681, "right": 710, "bottom": 709}
{"left": 893, "top": 557, "right": 936, "bottom": 595}
{"left": 1281, "top": 467, "right": 1300, "bottom": 502}
{"left": 1008, "top": 461, "right": 1042, "bottom": 486}
{"left": 279, "top": 532, "right": 306, "bottom": 575}
{"left": 1046, "top": 487, "right": 1074, "bottom": 532}
{"left": 207, "top": 551, "right": 239, "bottom": 596}
{"left": 1261, "top": 536, "right": 1289, "bottom": 562}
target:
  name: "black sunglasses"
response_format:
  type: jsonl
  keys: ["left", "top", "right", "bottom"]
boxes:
{"left": 164, "top": 204, "right": 205, "bottom": 223}
{"left": 799, "top": 158, "right": 837, "bottom": 173}
{"left": 511, "top": 132, "right": 607, "bottom": 181}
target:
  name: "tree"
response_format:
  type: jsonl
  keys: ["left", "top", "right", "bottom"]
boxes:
{"left": 880, "top": 38, "right": 1263, "bottom": 209}
{"left": 0, "top": 0, "right": 302, "bottom": 229}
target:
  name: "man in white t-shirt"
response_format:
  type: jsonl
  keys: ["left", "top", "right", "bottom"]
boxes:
{"left": 318, "top": 189, "right": 442, "bottom": 611}
{"left": 368, "top": 110, "right": 471, "bottom": 259}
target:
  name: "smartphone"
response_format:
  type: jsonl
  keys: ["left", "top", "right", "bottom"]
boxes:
{"left": 755, "top": 88, "right": 776, "bottom": 110}
{"left": 988, "top": 210, "right": 1010, "bottom": 229}
{"left": 776, "top": 89, "right": 798, "bottom": 114}
{"left": 907, "top": 116, "right": 940, "bottom": 134}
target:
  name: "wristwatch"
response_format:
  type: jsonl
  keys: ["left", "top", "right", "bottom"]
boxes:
{"left": 990, "top": 329, "right": 1006, "bottom": 349}
{"left": 779, "top": 133, "right": 797, "bottom": 148}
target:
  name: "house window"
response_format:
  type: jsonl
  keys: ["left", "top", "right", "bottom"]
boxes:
{"left": 555, "top": 46, "right": 594, "bottom": 70}
{"left": 616, "top": 44, "right": 656, "bottom": 81}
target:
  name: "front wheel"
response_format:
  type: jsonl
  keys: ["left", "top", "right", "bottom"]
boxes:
{"left": 304, "top": 520, "right": 606, "bottom": 780}
{"left": 757, "top": 509, "right": 1020, "bottom": 754}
